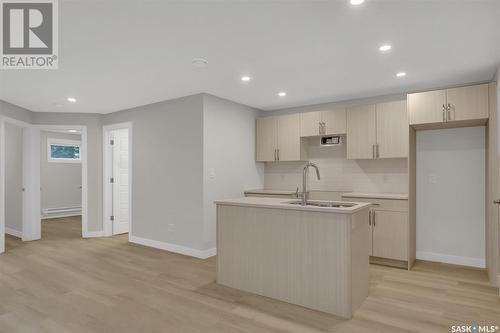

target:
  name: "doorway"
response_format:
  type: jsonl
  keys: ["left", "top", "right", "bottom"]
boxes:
{"left": 103, "top": 123, "right": 132, "bottom": 236}
{"left": 0, "top": 117, "right": 38, "bottom": 254}
{"left": 35, "top": 125, "right": 88, "bottom": 239}
{"left": 40, "top": 129, "right": 83, "bottom": 237}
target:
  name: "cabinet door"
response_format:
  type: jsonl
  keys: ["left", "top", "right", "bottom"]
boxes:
{"left": 256, "top": 116, "right": 277, "bottom": 162}
{"left": 277, "top": 114, "right": 301, "bottom": 161}
{"left": 376, "top": 101, "right": 408, "bottom": 158}
{"left": 372, "top": 211, "right": 408, "bottom": 261}
{"left": 300, "top": 111, "right": 321, "bottom": 137}
{"left": 446, "top": 84, "right": 489, "bottom": 122}
{"left": 321, "top": 109, "right": 346, "bottom": 135}
{"left": 408, "top": 90, "right": 446, "bottom": 125}
{"left": 346, "top": 104, "right": 377, "bottom": 159}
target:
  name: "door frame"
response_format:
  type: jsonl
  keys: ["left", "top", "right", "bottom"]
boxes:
{"left": 34, "top": 125, "right": 89, "bottom": 238}
{"left": 0, "top": 116, "right": 38, "bottom": 253}
{"left": 102, "top": 122, "right": 132, "bottom": 238}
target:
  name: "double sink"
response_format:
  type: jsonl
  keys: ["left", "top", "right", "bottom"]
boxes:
{"left": 287, "top": 200, "right": 356, "bottom": 208}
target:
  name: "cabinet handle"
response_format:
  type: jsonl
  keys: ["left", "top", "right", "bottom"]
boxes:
{"left": 277, "top": 148, "right": 280, "bottom": 161}
{"left": 372, "top": 144, "right": 375, "bottom": 159}
{"left": 376, "top": 144, "right": 380, "bottom": 159}
{"left": 447, "top": 103, "right": 452, "bottom": 121}
{"left": 274, "top": 149, "right": 277, "bottom": 161}
{"left": 369, "top": 210, "right": 372, "bottom": 226}
{"left": 373, "top": 212, "right": 376, "bottom": 227}
{"left": 494, "top": 199, "right": 500, "bottom": 205}
{"left": 442, "top": 104, "right": 446, "bottom": 122}
{"left": 319, "top": 122, "right": 322, "bottom": 135}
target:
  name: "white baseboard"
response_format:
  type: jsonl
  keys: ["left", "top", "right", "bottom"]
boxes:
{"left": 129, "top": 235, "right": 216, "bottom": 259}
{"left": 416, "top": 251, "right": 485, "bottom": 268}
{"left": 5, "top": 227, "right": 22, "bottom": 238}
{"left": 83, "top": 231, "right": 105, "bottom": 238}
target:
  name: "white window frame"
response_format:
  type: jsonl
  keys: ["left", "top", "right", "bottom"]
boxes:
{"left": 47, "top": 138, "right": 82, "bottom": 163}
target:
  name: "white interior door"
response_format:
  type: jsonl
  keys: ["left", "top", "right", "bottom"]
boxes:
{"left": 111, "top": 129, "right": 129, "bottom": 235}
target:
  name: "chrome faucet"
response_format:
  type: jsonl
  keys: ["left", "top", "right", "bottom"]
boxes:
{"left": 302, "top": 162, "right": 320, "bottom": 206}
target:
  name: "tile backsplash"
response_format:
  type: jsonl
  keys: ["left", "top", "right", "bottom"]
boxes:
{"left": 264, "top": 137, "right": 408, "bottom": 194}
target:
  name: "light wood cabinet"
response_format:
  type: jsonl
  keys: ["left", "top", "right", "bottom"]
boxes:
{"left": 322, "top": 109, "right": 346, "bottom": 135}
{"left": 346, "top": 105, "right": 377, "bottom": 159}
{"left": 408, "top": 90, "right": 446, "bottom": 125}
{"left": 347, "top": 101, "right": 407, "bottom": 159}
{"left": 446, "top": 84, "right": 489, "bottom": 122}
{"left": 342, "top": 195, "right": 409, "bottom": 267}
{"left": 256, "top": 116, "right": 277, "bottom": 162}
{"left": 376, "top": 101, "right": 409, "bottom": 158}
{"left": 256, "top": 114, "right": 307, "bottom": 162}
{"left": 300, "top": 111, "right": 321, "bottom": 137}
{"left": 277, "top": 114, "right": 303, "bottom": 161}
{"left": 372, "top": 211, "right": 408, "bottom": 261}
{"left": 300, "top": 109, "right": 346, "bottom": 137}
{"left": 408, "top": 83, "right": 489, "bottom": 126}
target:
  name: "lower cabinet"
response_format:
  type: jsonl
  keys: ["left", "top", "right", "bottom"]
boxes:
{"left": 343, "top": 195, "right": 409, "bottom": 268}
{"left": 372, "top": 210, "right": 408, "bottom": 261}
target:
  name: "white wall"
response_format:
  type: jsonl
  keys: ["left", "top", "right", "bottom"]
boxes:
{"left": 416, "top": 126, "right": 486, "bottom": 267}
{"left": 5, "top": 123, "right": 23, "bottom": 234}
{"left": 40, "top": 131, "right": 82, "bottom": 212}
{"left": 202, "top": 94, "right": 264, "bottom": 249}
{"left": 265, "top": 138, "right": 408, "bottom": 195}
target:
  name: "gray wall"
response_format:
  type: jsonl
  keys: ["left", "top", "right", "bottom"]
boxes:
{"left": 5, "top": 123, "right": 23, "bottom": 233}
{"left": 202, "top": 94, "right": 264, "bottom": 249}
{"left": 103, "top": 95, "right": 205, "bottom": 249}
{"left": 40, "top": 131, "right": 82, "bottom": 211}
{"left": 32, "top": 112, "right": 103, "bottom": 232}
{"left": 0, "top": 100, "right": 33, "bottom": 123}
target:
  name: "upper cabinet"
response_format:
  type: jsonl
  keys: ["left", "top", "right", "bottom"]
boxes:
{"left": 300, "top": 109, "right": 346, "bottom": 137}
{"left": 446, "top": 84, "right": 489, "bottom": 122}
{"left": 376, "top": 101, "right": 409, "bottom": 159}
{"left": 346, "top": 105, "right": 377, "bottom": 159}
{"left": 408, "top": 83, "right": 489, "bottom": 126}
{"left": 347, "top": 101, "right": 408, "bottom": 159}
{"left": 256, "top": 114, "right": 307, "bottom": 162}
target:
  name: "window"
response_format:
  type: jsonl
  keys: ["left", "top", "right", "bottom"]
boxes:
{"left": 48, "top": 139, "right": 81, "bottom": 163}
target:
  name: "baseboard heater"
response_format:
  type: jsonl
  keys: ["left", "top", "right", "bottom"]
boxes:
{"left": 42, "top": 206, "right": 82, "bottom": 219}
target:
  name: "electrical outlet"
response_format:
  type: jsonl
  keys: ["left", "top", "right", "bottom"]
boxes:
{"left": 428, "top": 173, "right": 438, "bottom": 184}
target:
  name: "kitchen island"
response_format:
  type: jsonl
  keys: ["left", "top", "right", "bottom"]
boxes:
{"left": 215, "top": 197, "right": 371, "bottom": 318}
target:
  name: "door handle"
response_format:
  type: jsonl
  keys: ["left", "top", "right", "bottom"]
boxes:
{"left": 494, "top": 199, "right": 500, "bottom": 205}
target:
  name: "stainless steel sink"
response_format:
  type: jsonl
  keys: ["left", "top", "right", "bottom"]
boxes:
{"left": 286, "top": 200, "right": 356, "bottom": 208}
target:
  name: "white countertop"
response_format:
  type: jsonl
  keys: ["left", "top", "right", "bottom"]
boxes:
{"left": 342, "top": 192, "right": 408, "bottom": 200}
{"left": 215, "top": 197, "right": 371, "bottom": 214}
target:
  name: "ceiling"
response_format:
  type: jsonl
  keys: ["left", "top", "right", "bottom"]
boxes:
{"left": 0, "top": 0, "right": 499, "bottom": 114}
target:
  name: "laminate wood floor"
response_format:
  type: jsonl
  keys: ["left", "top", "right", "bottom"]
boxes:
{"left": 1, "top": 216, "right": 499, "bottom": 333}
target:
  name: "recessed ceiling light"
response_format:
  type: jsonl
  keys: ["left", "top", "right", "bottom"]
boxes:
{"left": 278, "top": 91, "right": 287, "bottom": 97}
{"left": 396, "top": 72, "right": 407, "bottom": 77}
{"left": 192, "top": 58, "right": 208, "bottom": 67}
{"left": 350, "top": 0, "right": 364, "bottom": 5}
{"left": 67, "top": 97, "right": 76, "bottom": 103}
{"left": 241, "top": 76, "right": 251, "bottom": 82}
{"left": 379, "top": 44, "right": 392, "bottom": 52}
{"left": 68, "top": 129, "right": 78, "bottom": 133}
